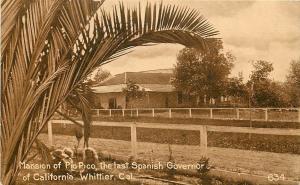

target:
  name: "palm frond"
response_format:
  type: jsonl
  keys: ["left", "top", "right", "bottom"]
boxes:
{"left": 1, "top": 0, "right": 28, "bottom": 53}
{"left": 1, "top": 2, "right": 218, "bottom": 185}
{"left": 66, "top": 2, "right": 219, "bottom": 81}
{"left": 1, "top": 1, "right": 103, "bottom": 184}
{"left": 66, "top": 83, "right": 94, "bottom": 147}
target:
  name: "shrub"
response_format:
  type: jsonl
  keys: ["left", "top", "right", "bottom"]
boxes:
{"left": 166, "top": 144, "right": 176, "bottom": 179}
{"left": 82, "top": 147, "right": 99, "bottom": 174}
{"left": 197, "top": 156, "right": 212, "bottom": 185}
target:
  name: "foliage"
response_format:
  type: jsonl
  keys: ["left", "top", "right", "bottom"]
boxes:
{"left": 196, "top": 157, "right": 212, "bottom": 185}
{"left": 226, "top": 75, "right": 248, "bottom": 105}
{"left": 285, "top": 58, "right": 300, "bottom": 107}
{"left": 127, "top": 156, "right": 135, "bottom": 170}
{"left": 122, "top": 80, "right": 146, "bottom": 108}
{"left": 1, "top": 0, "right": 218, "bottom": 184}
{"left": 197, "top": 157, "right": 211, "bottom": 175}
{"left": 36, "top": 141, "right": 100, "bottom": 177}
{"left": 251, "top": 81, "right": 289, "bottom": 107}
{"left": 74, "top": 125, "right": 83, "bottom": 158}
{"left": 248, "top": 60, "right": 288, "bottom": 107}
{"left": 166, "top": 144, "right": 176, "bottom": 179}
{"left": 83, "top": 148, "right": 99, "bottom": 174}
{"left": 87, "top": 68, "right": 111, "bottom": 86}
{"left": 66, "top": 82, "right": 94, "bottom": 147}
{"left": 2, "top": 1, "right": 104, "bottom": 184}
{"left": 35, "top": 140, "right": 74, "bottom": 176}
{"left": 249, "top": 60, "right": 273, "bottom": 82}
{"left": 172, "top": 40, "right": 234, "bottom": 102}
{"left": 51, "top": 149, "right": 73, "bottom": 176}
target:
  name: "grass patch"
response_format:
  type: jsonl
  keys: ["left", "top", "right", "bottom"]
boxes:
{"left": 93, "top": 116, "right": 299, "bottom": 128}
{"left": 17, "top": 179, "right": 137, "bottom": 185}
{"left": 45, "top": 116, "right": 300, "bottom": 154}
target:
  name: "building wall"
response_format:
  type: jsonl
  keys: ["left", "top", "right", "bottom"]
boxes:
{"left": 128, "top": 92, "right": 177, "bottom": 108}
{"left": 93, "top": 91, "right": 193, "bottom": 109}
{"left": 93, "top": 92, "right": 247, "bottom": 109}
{"left": 93, "top": 92, "right": 126, "bottom": 109}
{"left": 149, "top": 92, "right": 179, "bottom": 108}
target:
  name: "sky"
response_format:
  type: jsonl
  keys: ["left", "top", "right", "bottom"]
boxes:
{"left": 99, "top": 0, "right": 300, "bottom": 82}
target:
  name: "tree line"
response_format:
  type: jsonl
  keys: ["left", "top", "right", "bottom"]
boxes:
{"left": 172, "top": 41, "right": 300, "bottom": 107}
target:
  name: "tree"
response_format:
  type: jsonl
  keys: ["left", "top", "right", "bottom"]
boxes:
{"left": 86, "top": 68, "right": 111, "bottom": 85}
{"left": 285, "top": 58, "right": 300, "bottom": 107}
{"left": 248, "top": 60, "right": 272, "bottom": 107}
{"left": 251, "top": 81, "right": 288, "bottom": 107}
{"left": 249, "top": 60, "right": 274, "bottom": 82}
{"left": 93, "top": 69, "right": 111, "bottom": 84}
{"left": 172, "top": 40, "right": 234, "bottom": 105}
{"left": 122, "top": 81, "right": 146, "bottom": 108}
{"left": 1, "top": 1, "right": 218, "bottom": 184}
{"left": 226, "top": 75, "right": 248, "bottom": 106}
{"left": 248, "top": 60, "right": 288, "bottom": 107}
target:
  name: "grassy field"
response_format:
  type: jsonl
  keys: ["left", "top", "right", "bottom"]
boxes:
{"left": 37, "top": 134, "right": 300, "bottom": 182}
{"left": 93, "top": 116, "right": 300, "bottom": 128}
{"left": 34, "top": 116, "right": 300, "bottom": 184}
{"left": 45, "top": 117, "right": 300, "bottom": 154}
{"left": 91, "top": 108, "right": 299, "bottom": 122}
{"left": 17, "top": 180, "right": 136, "bottom": 185}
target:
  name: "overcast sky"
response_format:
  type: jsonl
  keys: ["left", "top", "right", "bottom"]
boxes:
{"left": 100, "top": 0, "right": 300, "bottom": 82}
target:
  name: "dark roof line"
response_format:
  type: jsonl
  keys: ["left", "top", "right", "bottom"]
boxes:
{"left": 99, "top": 70, "right": 173, "bottom": 86}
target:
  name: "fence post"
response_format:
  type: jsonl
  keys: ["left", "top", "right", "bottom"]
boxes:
{"left": 236, "top": 108, "right": 240, "bottom": 120}
{"left": 152, "top": 108, "right": 155, "bottom": 117}
{"left": 169, "top": 108, "right": 172, "bottom": 118}
{"left": 122, "top": 109, "right": 125, "bottom": 117}
{"left": 130, "top": 123, "right": 137, "bottom": 159}
{"left": 97, "top": 109, "right": 100, "bottom": 117}
{"left": 189, "top": 108, "right": 192, "bottom": 118}
{"left": 210, "top": 108, "right": 213, "bottom": 119}
{"left": 199, "top": 125, "right": 207, "bottom": 157}
{"left": 136, "top": 109, "right": 139, "bottom": 117}
{"left": 48, "top": 121, "right": 53, "bottom": 146}
{"left": 265, "top": 108, "right": 268, "bottom": 121}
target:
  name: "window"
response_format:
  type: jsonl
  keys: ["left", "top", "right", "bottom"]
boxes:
{"left": 108, "top": 98, "right": 117, "bottom": 109}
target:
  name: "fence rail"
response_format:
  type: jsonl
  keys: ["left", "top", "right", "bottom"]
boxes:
{"left": 87, "top": 108, "right": 300, "bottom": 122}
{"left": 47, "top": 120, "right": 300, "bottom": 159}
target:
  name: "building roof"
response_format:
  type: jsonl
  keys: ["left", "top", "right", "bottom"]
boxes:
{"left": 100, "top": 70, "right": 173, "bottom": 86}
{"left": 139, "top": 68, "right": 173, "bottom": 74}
{"left": 92, "top": 69, "right": 175, "bottom": 93}
{"left": 93, "top": 84, "right": 127, "bottom": 93}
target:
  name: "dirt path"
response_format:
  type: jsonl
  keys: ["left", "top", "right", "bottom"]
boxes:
{"left": 38, "top": 134, "right": 300, "bottom": 182}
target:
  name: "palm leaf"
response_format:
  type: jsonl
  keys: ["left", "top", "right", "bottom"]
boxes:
{"left": 65, "top": 82, "right": 94, "bottom": 147}
{"left": 1, "top": 0, "right": 103, "bottom": 184}
{"left": 69, "top": 3, "right": 219, "bottom": 78}
{"left": 1, "top": 1, "right": 218, "bottom": 185}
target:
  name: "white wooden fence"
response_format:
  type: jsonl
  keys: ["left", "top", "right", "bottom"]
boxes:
{"left": 47, "top": 120, "right": 300, "bottom": 159}
{"left": 88, "top": 108, "right": 300, "bottom": 122}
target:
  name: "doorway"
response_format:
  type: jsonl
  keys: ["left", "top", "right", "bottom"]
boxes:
{"left": 108, "top": 98, "right": 117, "bottom": 109}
